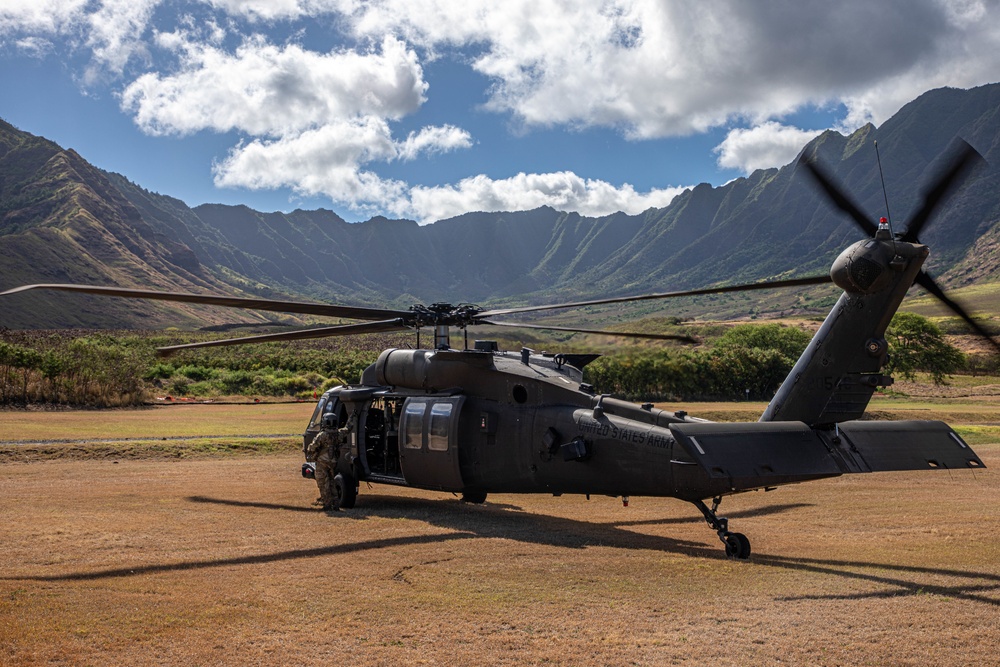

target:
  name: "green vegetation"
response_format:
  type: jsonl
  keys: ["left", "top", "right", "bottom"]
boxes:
{"left": 0, "top": 329, "right": 388, "bottom": 407}
{"left": 585, "top": 323, "right": 812, "bottom": 401}
{"left": 587, "top": 313, "right": 970, "bottom": 401}
{"left": 884, "top": 312, "right": 965, "bottom": 384}
{"left": 0, "top": 312, "right": 981, "bottom": 407}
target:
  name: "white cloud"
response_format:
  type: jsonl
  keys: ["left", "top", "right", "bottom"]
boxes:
{"left": 1, "top": 0, "right": 157, "bottom": 77}
{"left": 0, "top": 0, "right": 89, "bottom": 37}
{"left": 397, "top": 125, "right": 473, "bottom": 161}
{"left": 335, "top": 0, "right": 1000, "bottom": 137}
{"left": 211, "top": 123, "right": 389, "bottom": 204}
{"left": 403, "top": 172, "right": 687, "bottom": 224}
{"left": 212, "top": 120, "right": 472, "bottom": 210}
{"left": 201, "top": 0, "right": 344, "bottom": 22}
{"left": 714, "top": 122, "right": 824, "bottom": 174}
{"left": 5, "top": 0, "right": 1000, "bottom": 223}
{"left": 121, "top": 34, "right": 426, "bottom": 136}
{"left": 83, "top": 0, "right": 159, "bottom": 81}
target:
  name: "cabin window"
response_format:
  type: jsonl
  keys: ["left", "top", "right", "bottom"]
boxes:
{"left": 403, "top": 401, "right": 426, "bottom": 449}
{"left": 428, "top": 402, "right": 454, "bottom": 451}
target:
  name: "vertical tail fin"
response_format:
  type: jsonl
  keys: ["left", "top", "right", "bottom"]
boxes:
{"left": 760, "top": 237, "right": 926, "bottom": 426}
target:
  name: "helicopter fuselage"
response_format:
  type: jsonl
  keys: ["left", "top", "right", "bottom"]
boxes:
{"left": 307, "top": 347, "right": 850, "bottom": 505}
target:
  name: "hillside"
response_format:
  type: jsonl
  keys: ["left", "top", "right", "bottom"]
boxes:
{"left": 2, "top": 84, "right": 1000, "bottom": 329}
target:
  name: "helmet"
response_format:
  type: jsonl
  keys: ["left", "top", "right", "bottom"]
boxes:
{"left": 321, "top": 413, "right": 338, "bottom": 430}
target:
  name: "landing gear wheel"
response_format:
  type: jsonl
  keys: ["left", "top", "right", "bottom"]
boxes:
{"left": 692, "top": 497, "right": 751, "bottom": 560}
{"left": 333, "top": 473, "right": 357, "bottom": 509}
{"left": 724, "top": 532, "right": 751, "bottom": 560}
{"left": 461, "top": 489, "right": 487, "bottom": 504}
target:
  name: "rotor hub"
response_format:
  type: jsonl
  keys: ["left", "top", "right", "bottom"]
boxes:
{"left": 408, "top": 303, "right": 483, "bottom": 328}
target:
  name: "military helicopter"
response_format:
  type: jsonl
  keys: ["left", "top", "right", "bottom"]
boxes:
{"left": 1, "top": 140, "right": 992, "bottom": 560}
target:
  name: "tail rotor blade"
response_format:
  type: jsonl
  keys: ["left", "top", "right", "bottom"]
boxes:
{"left": 799, "top": 156, "right": 877, "bottom": 237}
{"left": 914, "top": 271, "right": 1000, "bottom": 355}
{"left": 901, "top": 140, "right": 985, "bottom": 243}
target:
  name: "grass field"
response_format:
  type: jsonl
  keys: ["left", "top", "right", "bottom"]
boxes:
{"left": 1, "top": 400, "right": 998, "bottom": 665}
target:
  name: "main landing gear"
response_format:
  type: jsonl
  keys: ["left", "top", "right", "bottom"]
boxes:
{"left": 333, "top": 473, "right": 357, "bottom": 510}
{"left": 692, "top": 496, "right": 751, "bottom": 560}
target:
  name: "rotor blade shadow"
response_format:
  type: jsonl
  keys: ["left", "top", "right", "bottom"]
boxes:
{"left": 3, "top": 532, "right": 476, "bottom": 582}
{"left": 187, "top": 495, "right": 319, "bottom": 513}
{"left": 754, "top": 553, "right": 1000, "bottom": 608}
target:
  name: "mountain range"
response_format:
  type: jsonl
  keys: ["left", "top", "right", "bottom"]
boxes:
{"left": 2, "top": 84, "right": 1000, "bottom": 330}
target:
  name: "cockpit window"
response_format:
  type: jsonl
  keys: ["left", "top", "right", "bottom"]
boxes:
{"left": 308, "top": 397, "right": 329, "bottom": 428}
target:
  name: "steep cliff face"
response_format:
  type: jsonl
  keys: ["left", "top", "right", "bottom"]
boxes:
{"left": 0, "top": 120, "right": 276, "bottom": 328}
{"left": 2, "top": 84, "right": 1000, "bottom": 329}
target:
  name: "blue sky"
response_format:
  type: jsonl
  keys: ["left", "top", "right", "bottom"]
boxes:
{"left": 2, "top": 1, "right": 998, "bottom": 223}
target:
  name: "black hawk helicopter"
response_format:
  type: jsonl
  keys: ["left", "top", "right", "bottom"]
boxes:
{"left": 1, "top": 141, "right": 992, "bottom": 560}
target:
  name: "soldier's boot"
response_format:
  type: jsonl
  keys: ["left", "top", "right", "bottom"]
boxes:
{"left": 318, "top": 486, "right": 333, "bottom": 511}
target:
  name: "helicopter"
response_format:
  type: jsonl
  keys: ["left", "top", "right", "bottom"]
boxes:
{"left": 0, "top": 140, "right": 993, "bottom": 560}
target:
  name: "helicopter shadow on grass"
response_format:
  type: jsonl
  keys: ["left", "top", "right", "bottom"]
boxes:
{"left": 3, "top": 492, "right": 713, "bottom": 583}
{"left": 607, "top": 502, "right": 815, "bottom": 528}
{"left": 191, "top": 492, "right": 1000, "bottom": 608}
{"left": 9, "top": 494, "right": 999, "bottom": 607}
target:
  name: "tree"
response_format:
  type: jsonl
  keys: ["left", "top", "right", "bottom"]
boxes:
{"left": 713, "top": 323, "right": 812, "bottom": 360}
{"left": 885, "top": 312, "right": 965, "bottom": 384}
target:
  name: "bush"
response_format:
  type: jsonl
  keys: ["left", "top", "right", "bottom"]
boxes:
{"left": 177, "top": 365, "right": 213, "bottom": 382}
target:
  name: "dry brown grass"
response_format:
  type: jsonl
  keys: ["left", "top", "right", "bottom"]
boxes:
{"left": 1, "top": 405, "right": 998, "bottom": 666}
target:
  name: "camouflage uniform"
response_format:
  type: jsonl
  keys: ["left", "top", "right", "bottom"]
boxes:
{"left": 306, "top": 428, "right": 343, "bottom": 510}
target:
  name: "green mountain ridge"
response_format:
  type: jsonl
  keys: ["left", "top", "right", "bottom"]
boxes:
{"left": 2, "top": 83, "right": 1000, "bottom": 329}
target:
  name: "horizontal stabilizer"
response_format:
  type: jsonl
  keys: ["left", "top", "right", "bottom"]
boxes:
{"left": 670, "top": 420, "right": 984, "bottom": 492}
{"left": 670, "top": 422, "right": 841, "bottom": 487}
{"left": 837, "top": 420, "right": 984, "bottom": 471}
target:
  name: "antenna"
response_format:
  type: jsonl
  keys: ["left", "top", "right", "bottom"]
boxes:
{"left": 874, "top": 140, "right": 898, "bottom": 253}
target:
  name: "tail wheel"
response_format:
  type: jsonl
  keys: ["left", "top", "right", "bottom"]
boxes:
{"left": 461, "top": 489, "right": 487, "bottom": 504}
{"left": 334, "top": 473, "right": 357, "bottom": 509}
{"left": 724, "top": 532, "right": 751, "bottom": 560}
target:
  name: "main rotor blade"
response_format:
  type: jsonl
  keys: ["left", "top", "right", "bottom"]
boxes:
{"left": 478, "top": 275, "right": 833, "bottom": 317}
{"left": 914, "top": 271, "right": 1000, "bottom": 355}
{"left": 0, "top": 284, "right": 411, "bottom": 321}
{"left": 156, "top": 319, "right": 408, "bottom": 356}
{"left": 798, "top": 156, "right": 878, "bottom": 238}
{"left": 901, "top": 140, "right": 985, "bottom": 243}
{"left": 482, "top": 320, "right": 698, "bottom": 343}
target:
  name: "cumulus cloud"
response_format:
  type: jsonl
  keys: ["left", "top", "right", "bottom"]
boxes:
{"left": 403, "top": 173, "right": 687, "bottom": 224}
{"left": 1, "top": 0, "right": 157, "bottom": 77}
{"left": 213, "top": 120, "right": 473, "bottom": 209}
{"left": 4, "top": 0, "right": 1000, "bottom": 222}
{"left": 714, "top": 122, "right": 824, "bottom": 174}
{"left": 213, "top": 120, "right": 406, "bottom": 206}
{"left": 82, "top": 0, "right": 159, "bottom": 82}
{"left": 397, "top": 125, "right": 473, "bottom": 161}
{"left": 335, "top": 0, "right": 1000, "bottom": 136}
{"left": 121, "top": 34, "right": 426, "bottom": 136}
{"left": 0, "top": 0, "right": 89, "bottom": 38}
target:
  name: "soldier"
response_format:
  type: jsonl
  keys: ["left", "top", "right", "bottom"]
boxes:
{"left": 306, "top": 414, "right": 344, "bottom": 511}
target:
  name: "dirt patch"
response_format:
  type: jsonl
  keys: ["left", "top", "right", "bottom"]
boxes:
{"left": 1, "top": 449, "right": 998, "bottom": 666}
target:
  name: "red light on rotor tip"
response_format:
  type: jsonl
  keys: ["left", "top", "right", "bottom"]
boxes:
{"left": 879, "top": 217, "right": 888, "bottom": 224}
